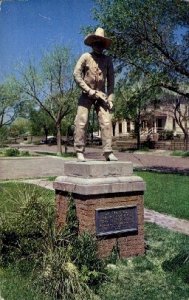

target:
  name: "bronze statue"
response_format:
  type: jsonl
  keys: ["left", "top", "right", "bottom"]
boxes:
{"left": 73, "top": 27, "right": 118, "bottom": 162}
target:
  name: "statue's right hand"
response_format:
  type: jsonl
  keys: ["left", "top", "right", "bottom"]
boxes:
{"left": 88, "top": 89, "right": 97, "bottom": 99}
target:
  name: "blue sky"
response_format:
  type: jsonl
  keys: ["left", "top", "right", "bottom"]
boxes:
{"left": 0, "top": 0, "right": 97, "bottom": 82}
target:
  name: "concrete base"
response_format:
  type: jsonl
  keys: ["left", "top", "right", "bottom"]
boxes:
{"left": 54, "top": 161, "right": 145, "bottom": 258}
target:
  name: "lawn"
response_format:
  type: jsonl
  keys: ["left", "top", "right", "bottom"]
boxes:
{"left": 1, "top": 179, "right": 189, "bottom": 299}
{"left": 99, "top": 223, "right": 189, "bottom": 300}
{"left": 136, "top": 171, "right": 189, "bottom": 220}
{"left": 0, "top": 264, "right": 50, "bottom": 300}
{"left": 0, "top": 182, "right": 55, "bottom": 300}
{"left": 0, "top": 181, "right": 54, "bottom": 213}
{"left": 1, "top": 222, "right": 189, "bottom": 300}
{"left": 0, "top": 148, "right": 31, "bottom": 157}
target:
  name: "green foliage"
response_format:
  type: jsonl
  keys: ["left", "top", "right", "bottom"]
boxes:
{"left": 65, "top": 194, "right": 79, "bottom": 236}
{"left": 0, "top": 127, "right": 8, "bottom": 147}
{"left": 136, "top": 171, "right": 189, "bottom": 220}
{"left": 0, "top": 183, "right": 104, "bottom": 299}
{"left": 159, "top": 130, "right": 174, "bottom": 141}
{"left": 98, "top": 223, "right": 189, "bottom": 300}
{"left": 182, "top": 151, "right": 189, "bottom": 157}
{"left": 17, "top": 45, "right": 78, "bottom": 154}
{"left": 93, "top": 0, "right": 189, "bottom": 98}
{"left": 171, "top": 150, "right": 185, "bottom": 156}
{"left": 5, "top": 148, "right": 20, "bottom": 157}
{"left": 29, "top": 108, "right": 55, "bottom": 137}
{"left": 21, "top": 150, "right": 30, "bottom": 156}
{"left": 171, "top": 150, "right": 189, "bottom": 157}
{"left": 1, "top": 182, "right": 189, "bottom": 299}
{"left": 37, "top": 247, "right": 96, "bottom": 300}
{"left": 0, "top": 264, "right": 50, "bottom": 300}
{"left": 0, "top": 183, "right": 55, "bottom": 264}
{"left": 72, "top": 232, "right": 106, "bottom": 287}
{"left": 3, "top": 148, "right": 30, "bottom": 157}
{"left": 0, "top": 79, "right": 22, "bottom": 129}
{"left": 8, "top": 117, "right": 31, "bottom": 138}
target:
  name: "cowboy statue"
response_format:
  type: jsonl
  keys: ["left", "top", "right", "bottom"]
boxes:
{"left": 73, "top": 27, "right": 118, "bottom": 162}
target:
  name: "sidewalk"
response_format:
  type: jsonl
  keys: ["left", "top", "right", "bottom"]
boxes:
{"left": 1, "top": 147, "right": 189, "bottom": 179}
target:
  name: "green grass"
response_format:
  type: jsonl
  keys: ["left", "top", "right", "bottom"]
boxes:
{"left": 1, "top": 223, "right": 189, "bottom": 300}
{"left": 0, "top": 148, "right": 31, "bottom": 157}
{"left": 0, "top": 181, "right": 54, "bottom": 213}
{"left": 99, "top": 223, "right": 189, "bottom": 300}
{"left": 0, "top": 265, "right": 51, "bottom": 300}
{"left": 0, "top": 182, "right": 189, "bottom": 299}
{"left": 0, "top": 182, "right": 54, "bottom": 300}
{"left": 171, "top": 150, "right": 189, "bottom": 157}
{"left": 136, "top": 171, "right": 189, "bottom": 220}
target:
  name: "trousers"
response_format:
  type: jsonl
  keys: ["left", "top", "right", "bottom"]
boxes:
{"left": 74, "top": 93, "right": 113, "bottom": 153}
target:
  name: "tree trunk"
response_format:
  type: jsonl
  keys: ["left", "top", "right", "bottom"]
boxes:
{"left": 64, "top": 127, "right": 68, "bottom": 154}
{"left": 136, "top": 123, "right": 141, "bottom": 150}
{"left": 184, "top": 132, "right": 189, "bottom": 151}
{"left": 44, "top": 125, "right": 49, "bottom": 144}
{"left": 135, "top": 117, "right": 141, "bottom": 150}
{"left": 56, "top": 123, "right": 62, "bottom": 155}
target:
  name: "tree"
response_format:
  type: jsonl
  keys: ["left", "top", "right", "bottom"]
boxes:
{"left": 115, "top": 73, "right": 161, "bottom": 149}
{"left": 17, "top": 46, "right": 77, "bottom": 155}
{"left": 159, "top": 91, "right": 189, "bottom": 150}
{"left": 93, "top": 0, "right": 189, "bottom": 98}
{"left": 0, "top": 79, "right": 21, "bottom": 129}
{"left": 29, "top": 108, "right": 55, "bottom": 143}
{"left": 9, "top": 117, "right": 31, "bottom": 138}
{"left": 91, "top": 0, "right": 189, "bottom": 149}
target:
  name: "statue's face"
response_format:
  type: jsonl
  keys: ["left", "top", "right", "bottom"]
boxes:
{"left": 91, "top": 41, "right": 105, "bottom": 54}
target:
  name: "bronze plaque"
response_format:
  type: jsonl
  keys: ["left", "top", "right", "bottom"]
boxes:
{"left": 95, "top": 205, "right": 138, "bottom": 237}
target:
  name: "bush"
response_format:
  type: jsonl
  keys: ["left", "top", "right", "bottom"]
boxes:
{"left": 0, "top": 184, "right": 55, "bottom": 264}
{"left": 0, "top": 183, "right": 106, "bottom": 299}
{"left": 5, "top": 148, "right": 20, "bottom": 156}
{"left": 20, "top": 150, "right": 30, "bottom": 156}
{"left": 37, "top": 247, "right": 96, "bottom": 300}
{"left": 182, "top": 151, "right": 189, "bottom": 157}
{"left": 171, "top": 151, "right": 189, "bottom": 157}
{"left": 159, "top": 130, "right": 174, "bottom": 140}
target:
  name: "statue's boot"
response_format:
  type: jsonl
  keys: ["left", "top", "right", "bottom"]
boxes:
{"left": 77, "top": 152, "right": 86, "bottom": 162}
{"left": 104, "top": 152, "right": 118, "bottom": 161}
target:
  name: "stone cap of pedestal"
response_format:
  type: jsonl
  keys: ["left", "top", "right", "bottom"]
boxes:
{"left": 53, "top": 175, "right": 146, "bottom": 195}
{"left": 63, "top": 161, "right": 133, "bottom": 178}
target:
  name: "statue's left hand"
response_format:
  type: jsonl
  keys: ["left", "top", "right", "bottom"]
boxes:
{"left": 109, "top": 101, "right": 113, "bottom": 110}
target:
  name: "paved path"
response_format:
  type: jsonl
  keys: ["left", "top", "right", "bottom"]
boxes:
{"left": 0, "top": 156, "right": 66, "bottom": 180}
{"left": 1, "top": 145, "right": 189, "bottom": 180}
{"left": 145, "top": 209, "right": 189, "bottom": 236}
{"left": 18, "top": 179, "right": 189, "bottom": 237}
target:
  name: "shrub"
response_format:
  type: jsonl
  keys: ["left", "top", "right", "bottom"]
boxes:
{"left": 37, "top": 247, "right": 96, "bottom": 300}
{"left": 72, "top": 232, "right": 107, "bottom": 287}
{"left": 20, "top": 150, "right": 30, "bottom": 156}
{"left": 171, "top": 150, "right": 184, "bottom": 156}
{"left": 171, "top": 151, "right": 189, "bottom": 157}
{"left": 182, "top": 151, "right": 189, "bottom": 157}
{"left": 159, "top": 130, "right": 174, "bottom": 140}
{"left": 5, "top": 148, "right": 20, "bottom": 156}
{"left": 0, "top": 184, "right": 55, "bottom": 264}
{"left": 0, "top": 183, "right": 106, "bottom": 299}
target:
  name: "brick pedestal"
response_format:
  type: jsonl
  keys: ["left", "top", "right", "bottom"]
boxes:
{"left": 53, "top": 161, "right": 145, "bottom": 258}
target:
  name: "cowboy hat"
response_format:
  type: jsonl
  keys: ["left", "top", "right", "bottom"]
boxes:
{"left": 84, "top": 27, "right": 112, "bottom": 49}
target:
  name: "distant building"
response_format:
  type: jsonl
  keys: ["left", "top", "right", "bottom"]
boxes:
{"left": 113, "top": 103, "right": 189, "bottom": 139}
